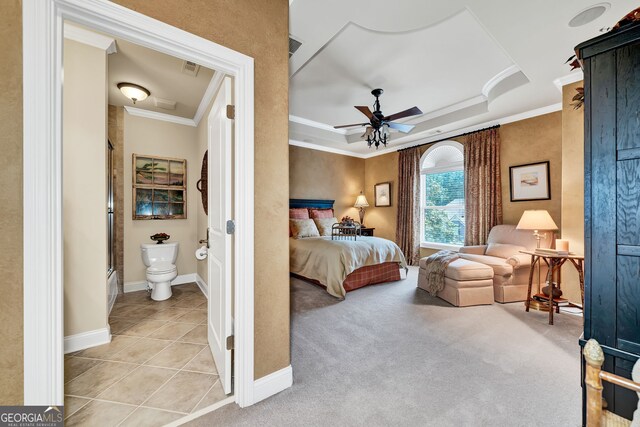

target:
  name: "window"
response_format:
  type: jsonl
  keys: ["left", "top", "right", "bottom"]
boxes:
{"left": 420, "top": 141, "right": 465, "bottom": 248}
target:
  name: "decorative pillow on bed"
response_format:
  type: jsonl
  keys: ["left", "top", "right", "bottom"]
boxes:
{"left": 485, "top": 243, "right": 527, "bottom": 259}
{"left": 289, "top": 208, "right": 310, "bottom": 219}
{"left": 309, "top": 208, "right": 334, "bottom": 219}
{"left": 289, "top": 219, "right": 320, "bottom": 239}
{"left": 313, "top": 217, "right": 338, "bottom": 236}
{"left": 289, "top": 208, "right": 310, "bottom": 236}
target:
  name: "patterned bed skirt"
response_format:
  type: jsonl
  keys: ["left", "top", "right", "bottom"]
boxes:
{"left": 292, "top": 262, "right": 402, "bottom": 293}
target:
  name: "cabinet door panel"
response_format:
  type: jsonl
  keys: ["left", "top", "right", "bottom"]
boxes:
{"left": 590, "top": 50, "right": 618, "bottom": 346}
{"left": 617, "top": 159, "right": 640, "bottom": 245}
{"left": 617, "top": 255, "right": 640, "bottom": 351}
{"left": 617, "top": 43, "right": 640, "bottom": 151}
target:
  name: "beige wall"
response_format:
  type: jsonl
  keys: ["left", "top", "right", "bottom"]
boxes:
{"left": 63, "top": 39, "right": 109, "bottom": 336}
{"left": 113, "top": 0, "right": 290, "bottom": 379}
{"left": 500, "top": 112, "right": 562, "bottom": 228}
{"left": 289, "top": 146, "right": 364, "bottom": 220}
{"left": 561, "top": 81, "right": 585, "bottom": 304}
{"left": 123, "top": 113, "right": 199, "bottom": 284}
{"left": 363, "top": 151, "right": 398, "bottom": 242}
{"left": 0, "top": 0, "right": 23, "bottom": 404}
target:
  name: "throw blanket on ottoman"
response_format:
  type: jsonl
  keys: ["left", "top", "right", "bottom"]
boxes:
{"left": 421, "top": 250, "right": 460, "bottom": 296}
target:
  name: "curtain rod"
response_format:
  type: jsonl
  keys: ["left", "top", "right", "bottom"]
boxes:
{"left": 396, "top": 124, "right": 501, "bottom": 152}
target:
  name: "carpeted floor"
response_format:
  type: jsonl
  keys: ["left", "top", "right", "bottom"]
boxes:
{"left": 186, "top": 267, "right": 583, "bottom": 426}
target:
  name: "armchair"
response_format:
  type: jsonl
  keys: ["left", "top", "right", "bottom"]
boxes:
{"left": 458, "top": 224, "right": 553, "bottom": 303}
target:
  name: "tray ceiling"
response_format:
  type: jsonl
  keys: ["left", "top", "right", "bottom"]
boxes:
{"left": 288, "top": 0, "right": 638, "bottom": 157}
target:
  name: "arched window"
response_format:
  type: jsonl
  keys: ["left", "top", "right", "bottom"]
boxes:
{"left": 420, "top": 141, "right": 465, "bottom": 249}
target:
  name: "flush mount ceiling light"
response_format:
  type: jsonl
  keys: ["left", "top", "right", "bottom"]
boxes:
{"left": 117, "top": 82, "right": 150, "bottom": 104}
{"left": 569, "top": 3, "right": 610, "bottom": 27}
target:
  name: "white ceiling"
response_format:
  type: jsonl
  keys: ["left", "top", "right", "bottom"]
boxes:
{"left": 288, "top": 0, "right": 637, "bottom": 157}
{"left": 107, "top": 37, "right": 215, "bottom": 119}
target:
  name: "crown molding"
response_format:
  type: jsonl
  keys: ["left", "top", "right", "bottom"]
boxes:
{"left": 498, "top": 102, "right": 562, "bottom": 125}
{"left": 289, "top": 139, "right": 366, "bottom": 158}
{"left": 289, "top": 114, "right": 348, "bottom": 135}
{"left": 371, "top": 102, "right": 563, "bottom": 157}
{"left": 193, "top": 71, "right": 225, "bottom": 126}
{"left": 553, "top": 71, "right": 584, "bottom": 92}
{"left": 122, "top": 72, "right": 223, "bottom": 128}
{"left": 64, "top": 23, "right": 117, "bottom": 54}
{"left": 124, "top": 106, "right": 197, "bottom": 127}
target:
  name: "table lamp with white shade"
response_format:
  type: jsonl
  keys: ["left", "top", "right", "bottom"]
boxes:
{"left": 354, "top": 192, "right": 370, "bottom": 225}
{"left": 516, "top": 209, "right": 560, "bottom": 304}
{"left": 516, "top": 210, "right": 558, "bottom": 248}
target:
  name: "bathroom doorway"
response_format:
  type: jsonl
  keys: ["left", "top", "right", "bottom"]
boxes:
{"left": 23, "top": 0, "right": 257, "bottom": 414}
{"left": 59, "top": 22, "right": 238, "bottom": 421}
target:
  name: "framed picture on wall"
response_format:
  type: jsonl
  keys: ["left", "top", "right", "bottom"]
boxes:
{"left": 509, "top": 161, "right": 550, "bottom": 202}
{"left": 133, "top": 154, "right": 187, "bottom": 219}
{"left": 375, "top": 182, "right": 392, "bottom": 207}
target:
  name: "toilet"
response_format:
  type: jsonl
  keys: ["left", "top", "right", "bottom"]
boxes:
{"left": 140, "top": 242, "right": 179, "bottom": 301}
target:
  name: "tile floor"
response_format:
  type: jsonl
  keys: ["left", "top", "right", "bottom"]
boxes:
{"left": 64, "top": 283, "right": 228, "bottom": 426}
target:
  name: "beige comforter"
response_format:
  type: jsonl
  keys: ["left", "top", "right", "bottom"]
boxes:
{"left": 290, "top": 236, "right": 407, "bottom": 298}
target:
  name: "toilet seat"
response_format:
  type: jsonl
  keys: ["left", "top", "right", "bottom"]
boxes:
{"left": 147, "top": 261, "right": 177, "bottom": 275}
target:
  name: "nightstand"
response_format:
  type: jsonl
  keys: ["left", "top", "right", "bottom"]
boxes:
{"left": 360, "top": 227, "right": 375, "bottom": 237}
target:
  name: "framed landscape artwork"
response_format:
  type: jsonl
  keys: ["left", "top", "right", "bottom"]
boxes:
{"left": 509, "top": 161, "right": 550, "bottom": 202}
{"left": 375, "top": 182, "right": 392, "bottom": 207}
{"left": 133, "top": 154, "right": 187, "bottom": 219}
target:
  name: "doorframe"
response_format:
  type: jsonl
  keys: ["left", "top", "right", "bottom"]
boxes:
{"left": 23, "top": 0, "right": 255, "bottom": 407}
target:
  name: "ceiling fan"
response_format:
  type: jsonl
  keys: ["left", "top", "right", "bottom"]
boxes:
{"left": 334, "top": 88, "right": 423, "bottom": 149}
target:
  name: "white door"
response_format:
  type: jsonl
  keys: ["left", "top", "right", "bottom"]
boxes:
{"left": 207, "top": 76, "right": 233, "bottom": 394}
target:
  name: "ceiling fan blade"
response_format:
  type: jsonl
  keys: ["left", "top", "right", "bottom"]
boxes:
{"left": 354, "top": 106, "right": 374, "bottom": 119}
{"left": 334, "top": 122, "right": 368, "bottom": 129}
{"left": 383, "top": 106, "right": 423, "bottom": 122}
{"left": 387, "top": 122, "right": 415, "bottom": 133}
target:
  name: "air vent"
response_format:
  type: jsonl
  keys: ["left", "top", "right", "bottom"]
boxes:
{"left": 289, "top": 36, "right": 302, "bottom": 58}
{"left": 181, "top": 60, "right": 200, "bottom": 77}
{"left": 154, "top": 97, "right": 176, "bottom": 110}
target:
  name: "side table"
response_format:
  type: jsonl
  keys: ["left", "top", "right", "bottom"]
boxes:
{"left": 520, "top": 250, "right": 585, "bottom": 325}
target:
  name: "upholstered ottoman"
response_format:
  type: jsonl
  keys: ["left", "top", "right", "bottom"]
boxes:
{"left": 418, "top": 258, "right": 495, "bottom": 307}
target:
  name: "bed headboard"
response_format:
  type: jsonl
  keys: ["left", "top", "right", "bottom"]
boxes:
{"left": 289, "top": 199, "right": 335, "bottom": 209}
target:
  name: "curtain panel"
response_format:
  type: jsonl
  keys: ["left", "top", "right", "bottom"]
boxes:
{"left": 396, "top": 147, "right": 421, "bottom": 265}
{"left": 463, "top": 128, "right": 503, "bottom": 245}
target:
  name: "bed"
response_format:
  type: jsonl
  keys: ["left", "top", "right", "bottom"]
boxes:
{"left": 289, "top": 199, "right": 407, "bottom": 298}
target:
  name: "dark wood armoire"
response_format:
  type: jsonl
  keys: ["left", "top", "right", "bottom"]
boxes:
{"left": 577, "top": 22, "right": 640, "bottom": 423}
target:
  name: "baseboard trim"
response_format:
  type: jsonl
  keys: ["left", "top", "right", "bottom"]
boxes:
{"left": 170, "top": 395, "right": 235, "bottom": 426}
{"left": 195, "top": 274, "right": 209, "bottom": 298}
{"left": 124, "top": 273, "right": 199, "bottom": 293}
{"left": 64, "top": 327, "right": 111, "bottom": 354}
{"left": 252, "top": 365, "right": 293, "bottom": 404}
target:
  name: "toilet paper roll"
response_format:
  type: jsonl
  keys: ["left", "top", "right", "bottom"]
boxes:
{"left": 195, "top": 245, "right": 208, "bottom": 260}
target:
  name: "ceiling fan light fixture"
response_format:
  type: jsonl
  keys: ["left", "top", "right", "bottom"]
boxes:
{"left": 117, "top": 82, "right": 150, "bottom": 104}
{"left": 334, "top": 88, "right": 422, "bottom": 150}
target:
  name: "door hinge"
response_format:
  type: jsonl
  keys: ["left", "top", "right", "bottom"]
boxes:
{"left": 226, "top": 220, "right": 235, "bottom": 235}
{"left": 226, "top": 335, "right": 234, "bottom": 350}
{"left": 226, "top": 104, "right": 235, "bottom": 120}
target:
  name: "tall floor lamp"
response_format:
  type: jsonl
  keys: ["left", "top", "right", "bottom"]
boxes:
{"left": 516, "top": 210, "right": 558, "bottom": 310}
